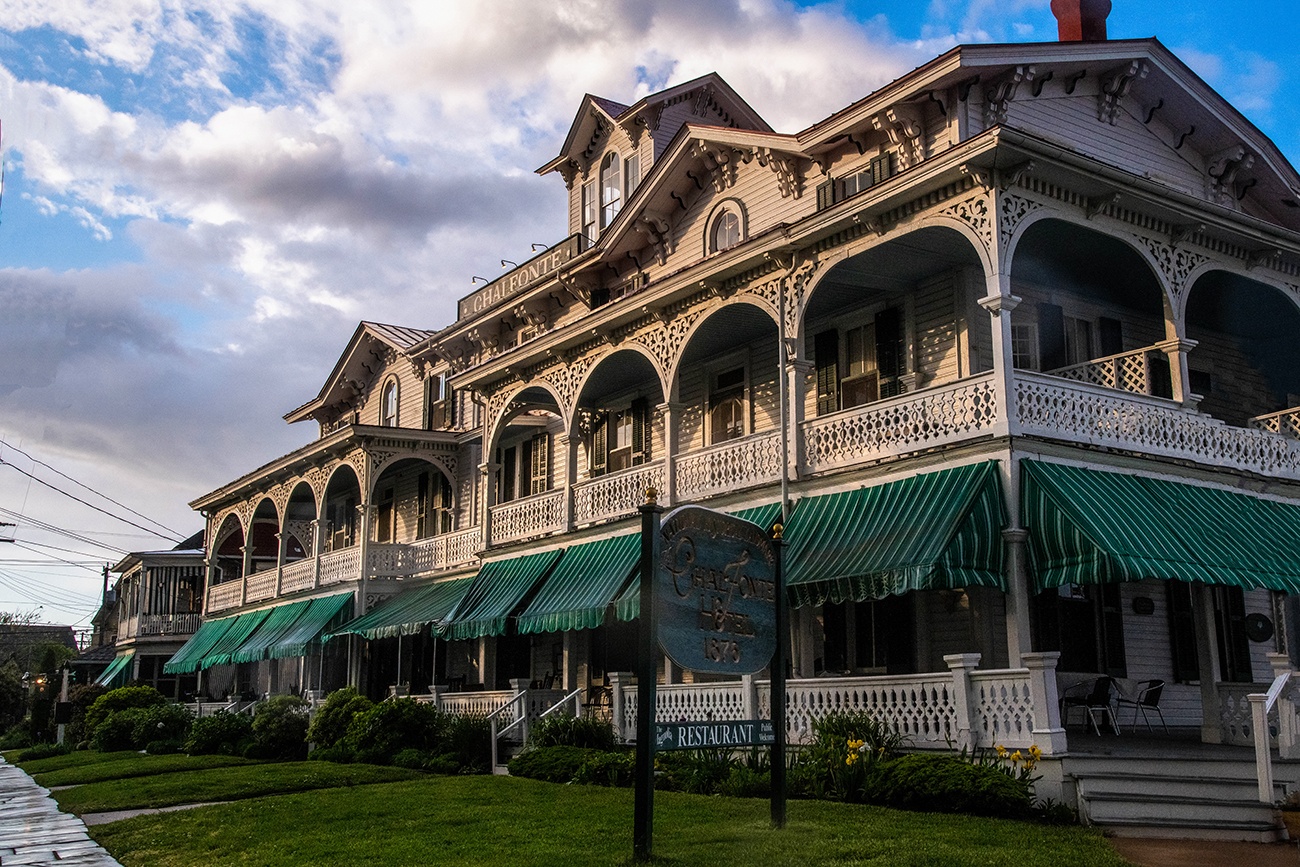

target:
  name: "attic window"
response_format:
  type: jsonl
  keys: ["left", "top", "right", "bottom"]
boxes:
{"left": 601, "top": 152, "right": 622, "bottom": 228}
{"left": 710, "top": 208, "right": 743, "bottom": 253}
{"left": 816, "top": 153, "right": 895, "bottom": 211}
{"left": 381, "top": 379, "right": 398, "bottom": 427}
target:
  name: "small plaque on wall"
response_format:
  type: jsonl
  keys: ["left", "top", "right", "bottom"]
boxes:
{"left": 1245, "top": 613, "right": 1274, "bottom": 643}
{"left": 1131, "top": 596, "right": 1155, "bottom": 616}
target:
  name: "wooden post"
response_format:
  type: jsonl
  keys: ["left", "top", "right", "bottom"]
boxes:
{"left": 634, "top": 488, "right": 662, "bottom": 862}
{"left": 944, "top": 653, "right": 982, "bottom": 751}
{"left": 1023, "top": 651, "right": 1068, "bottom": 755}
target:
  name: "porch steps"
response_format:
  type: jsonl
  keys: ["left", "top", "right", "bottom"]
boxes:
{"left": 1067, "top": 755, "right": 1300, "bottom": 841}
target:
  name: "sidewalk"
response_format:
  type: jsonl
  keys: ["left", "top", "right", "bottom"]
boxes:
{"left": 0, "top": 757, "right": 121, "bottom": 866}
{"left": 1110, "top": 837, "right": 1300, "bottom": 866}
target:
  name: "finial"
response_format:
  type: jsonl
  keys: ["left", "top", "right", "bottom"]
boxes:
{"left": 772, "top": 522, "right": 784, "bottom": 541}
{"left": 644, "top": 487, "right": 658, "bottom": 505}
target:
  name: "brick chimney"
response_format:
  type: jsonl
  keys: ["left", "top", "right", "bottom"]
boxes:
{"left": 1050, "top": 0, "right": 1111, "bottom": 41}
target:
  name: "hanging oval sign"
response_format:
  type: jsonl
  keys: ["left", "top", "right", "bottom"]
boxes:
{"left": 655, "top": 505, "right": 777, "bottom": 676}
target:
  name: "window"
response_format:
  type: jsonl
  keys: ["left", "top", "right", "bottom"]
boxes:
{"left": 587, "top": 399, "right": 651, "bottom": 477}
{"left": 813, "top": 307, "right": 905, "bottom": 414}
{"left": 416, "top": 472, "right": 453, "bottom": 538}
{"left": 582, "top": 180, "right": 597, "bottom": 246}
{"left": 1063, "top": 316, "right": 1093, "bottom": 366}
{"left": 1167, "top": 582, "right": 1254, "bottom": 683}
{"left": 498, "top": 433, "right": 551, "bottom": 500}
{"left": 380, "top": 380, "right": 398, "bottom": 427}
{"left": 624, "top": 153, "right": 640, "bottom": 198}
{"left": 708, "top": 367, "right": 747, "bottom": 443}
{"left": 600, "top": 152, "right": 621, "bottom": 228}
{"left": 375, "top": 487, "right": 395, "bottom": 543}
{"left": 528, "top": 434, "right": 550, "bottom": 495}
{"left": 815, "top": 153, "right": 895, "bottom": 210}
{"left": 1011, "top": 323, "right": 1040, "bottom": 370}
{"left": 423, "top": 374, "right": 456, "bottom": 430}
{"left": 710, "top": 210, "right": 741, "bottom": 253}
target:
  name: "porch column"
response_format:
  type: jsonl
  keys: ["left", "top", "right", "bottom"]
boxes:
{"left": 273, "top": 531, "right": 287, "bottom": 597}
{"left": 655, "top": 402, "right": 681, "bottom": 506}
{"left": 786, "top": 359, "right": 813, "bottom": 480}
{"left": 202, "top": 558, "right": 216, "bottom": 616}
{"left": 479, "top": 462, "right": 499, "bottom": 549}
{"left": 1269, "top": 653, "right": 1300, "bottom": 759}
{"left": 309, "top": 519, "right": 323, "bottom": 589}
{"left": 557, "top": 434, "right": 577, "bottom": 530}
{"left": 1022, "top": 651, "right": 1067, "bottom": 756}
{"left": 977, "top": 290, "right": 1021, "bottom": 439}
{"left": 1155, "top": 337, "right": 1199, "bottom": 407}
{"left": 1191, "top": 582, "right": 1224, "bottom": 743}
{"left": 1002, "top": 528, "right": 1032, "bottom": 667}
{"left": 944, "top": 652, "right": 981, "bottom": 751}
{"left": 239, "top": 543, "right": 253, "bottom": 606}
{"left": 561, "top": 631, "right": 577, "bottom": 691}
{"left": 479, "top": 637, "right": 496, "bottom": 690}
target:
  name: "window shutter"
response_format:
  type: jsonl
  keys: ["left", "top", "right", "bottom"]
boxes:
{"left": 422, "top": 378, "right": 433, "bottom": 430}
{"left": 875, "top": 307, "right": 905, "bottom": 397}
{"left": 1167, "top": 582, "right": 1200, "bottom": 683}
{"left": 590, "top": 417, "right": 607, "bottom": 477}
{"left": 531, "top": 434, "right": 549, "bottom": 494}
{"left": 1037, "top": 303, "right": 1066, "bottom": 371}
{"left": 1098, "top": 317, "right": 1123, "bottom": 357}
{"left": 815, "top": 180, "right": 834, "bottom": 211}
{"left": 631, "top": 398, "right": 649, "bottom": 464}
{"left": 814, "top": 329, "right": 839, "bottom": 415}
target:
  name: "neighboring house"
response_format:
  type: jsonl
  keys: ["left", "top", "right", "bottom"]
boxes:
{"left": 0, "top": 625, "right": 78, "bottom": 674}
{"left": 171, "top": 0, "right": 1300, "bottom": 832}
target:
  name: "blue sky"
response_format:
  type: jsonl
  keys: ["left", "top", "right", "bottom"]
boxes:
{"left": 0, "top": 0, "right": 1297, "bottom": 627}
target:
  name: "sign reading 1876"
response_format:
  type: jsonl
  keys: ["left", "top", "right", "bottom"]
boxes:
{"left": 655, "top": 506, "right": 776, "bottom": 675}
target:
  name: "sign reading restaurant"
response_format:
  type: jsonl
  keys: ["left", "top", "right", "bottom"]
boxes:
{"left": 456, "top": 234, "right": 581, "bottom": 320}
{"left": 655, "top": 505, "right": 777, "bottom": 676}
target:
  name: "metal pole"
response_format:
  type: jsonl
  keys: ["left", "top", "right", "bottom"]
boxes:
{"left": 770, "top": 525, "right": 787, "bottom": 828}
{"left": 634, "top": 488, "right": 662, "bottom": 862}
{"left": 55, "top": 667, "right": 69, "bottom": 746}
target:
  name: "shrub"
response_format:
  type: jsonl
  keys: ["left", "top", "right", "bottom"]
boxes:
{"left": 717, "top": 764, "right": 770, "bottom": 798}
{"left": 788, "top": 711, "right": 905, "bottom": 802}
{"left": 64, "top": 684, "right": 108, "bottom": 745}
{"left": 131, "top": 704, "right": 193, "bottom": 748}
{"left": 865, "top": 753, "right": 1034, "bottom": 819}
{"left": 342, "top": 698, "right": 443, "bottom": 765}
{"left": 146, "top": 739, "right": 182, "bottom": 755}
{"left": 186, "top": 710, "right": 253, "bottom": 755}
{"left": 306, "top": 687, "right": 373, "bottom": 749}
{"left": 308, "top": 743, "right": 355, "bottom": 764}
{"left": 655, "top": 749, "right": 738, "bottom": 794}
{"left": 574, "top": 749, "right": 636, "bottom": 787}
{"left": 250, "top": 696, "right": 309, "bottom": 761}
{"left": 528, "top": 713, "right": 616, "bottom": 751}
{"left": 92, "top": 708, "right": 145, "bottom": 751}
{"left": 508, "top": 745, "right": 602, "bottom": 783}
{"left": 440, "top": 714, "right": 490, "bottom": 773}
{"left": 17, "top": 741, "right": 72, "bottom": 761}
{"left": 83, "top": 686, "right": 166, "bottom": 738}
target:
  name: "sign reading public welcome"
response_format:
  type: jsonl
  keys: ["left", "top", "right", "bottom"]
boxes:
{"left": 655, "top": 506, "right": 776, "bottom": 675}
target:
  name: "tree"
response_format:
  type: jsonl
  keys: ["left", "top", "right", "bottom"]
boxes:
{"left": 0, "top": 660, "right": 23, "bottom": 732}
{"left": 0, "top": 609, "right": 44, "bottom": 626}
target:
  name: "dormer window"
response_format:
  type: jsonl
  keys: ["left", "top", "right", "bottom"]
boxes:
{"left": 381, "top": 379, "right": 398, "bottom": 427}
{"left": 711, "top": 208, "right": 742, "bottom": 253}
{"left": 600, "top": 152, "right": 622, "bottom": 228}
{"left": 582, "top": 180, "right": 597, "bottom": 246}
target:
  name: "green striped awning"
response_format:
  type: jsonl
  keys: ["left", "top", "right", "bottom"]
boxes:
{"left": 164, "top": 616, "right": 237, "bottom": 674}
{"left": 1022, "top": 460, "right": 1300, "bottom": 593}
{"left": 95, "top": 650, "right": 135, "bottom": 687}
{"left": 230, "top": 599, "right": 313, "bottom": 664}
{"left": 784, "top": 461, "right": 1007, "bottom": 606}
{"left": 200, "top": 608, "right": 272, "bottom": 669}
{"left": 614, "top": 502, "right": 785, "bottom": 621}
{"left": 442, "top": 550, "right": 563, "bottom": 641}
{"left": 517, "top": 534, "right": 640, "bottom": 634}
{"left": 267, "top": 593, "right": 354, "bottom": 659}
{"left": 327, "top": 579, "right": 472, "bottom": 641}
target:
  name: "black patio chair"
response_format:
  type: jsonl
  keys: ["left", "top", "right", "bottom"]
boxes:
{"left": 1060, "top": 676, "right": 1119, "bottom": 735}
{"left": 1115, "top": 679, "right": 1168, "bottom": 733}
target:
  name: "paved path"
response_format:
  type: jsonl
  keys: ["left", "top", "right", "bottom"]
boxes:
{"left": 1109, "top": 838, "right": 1300, "bottom": 866}
{"left": 0, "top": 758, "right": 121, "bottom": 866}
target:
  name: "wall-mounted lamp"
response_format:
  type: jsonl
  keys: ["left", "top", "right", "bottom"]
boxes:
{"left": 531, "top": 243, "right": 550, "bottom": 251}
{"left": 470, "top": 276, "right": 488, "bottom": 285}
{"left": 501, "top": 259, "right": 517, "bottom": 269}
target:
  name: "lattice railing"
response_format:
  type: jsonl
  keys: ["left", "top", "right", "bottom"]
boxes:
{"left": 138, "top": 613, "right": 201, "bottom": 636}
{"left": 1220, "top": 682, "right": 1279, "bottom": 747}
{"left": 572, "top": 461, "right": 665, "bottom": 525}
{"left": 206, "top": 581, "right": 243, "bottom": 613}
{"left": 1250, "top": 407, "right": 1300, "bottom": 440}
{"left": 490, "top": 489, "right": 565, "bottom": 544}
{"left": 409, "top": 527, "right": 482, "bottom": 575}
{"left": 971, "top": 672, "right": 1035, "bottom": 748}
{"left": 280, "top": 558, "right": 316, "bottom": 593}
{"left": 367, "top": 543, "right": 412, "bottom": 578}
{"left": 440, "top": 690, "right": 516, "bottom": 719}
{"left": 244, "top": 570, "right": 277, "bottom": 602}
{"left": 1014, "top": 372, "right": 1300, "bottom": 481}
{"left": 771, "top": 675, "right": 959, "bottom": 746}
{"left": 675, "top": 431, "right": 782, "bottom": 500}
{"left": 803, "top": 374, "right": 1000, "bottom": 474}
{"left": 1046, "top": 345, "right": 1166, "bottom": 395}
{"left": 318, "top": 547, "right": 362, "bottom": 585}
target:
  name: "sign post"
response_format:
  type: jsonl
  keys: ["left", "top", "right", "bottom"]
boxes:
{"left": 770, "top": 524, "right": 786, "bottom": 828}
{"left": 633, "top": 489, "right": 662, "bottom": 862}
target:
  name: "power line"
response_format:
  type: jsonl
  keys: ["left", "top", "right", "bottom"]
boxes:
{"left": 12, "top": 542, "right": 104, "bottom": 573}
{"left": 0, "top": 506, "right": 130, "bottom": 555}
{"left": 0, "top": 438, "right": 187, "bottom": 539}
{"left": 9, "top": 538, "right": 115, "bottom": 561}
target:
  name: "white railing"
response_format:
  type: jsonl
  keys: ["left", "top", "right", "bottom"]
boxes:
{"left": 206, "top": 581, "right": 243, "bottom": 613}
{"left": 1046, "top": 345, "right": 1167, "bottom": 395}
{"left": 1245, "top": 656, "right": 1300, "bottom": 802}
{"left": 775, "top": 674, "right": 960, "bottom": 746}
{"left": 1015, "top": 371, "right": 1300, "bottom": 482}
{"left": 675, "top": 431, "right": 782, "bottom": 500}
{"left": 803, "top": 374, "right": 1000, "bottom": 474}
{"left": 409, "top": 527, "right": 482, "bottom": 574}
{"left": 490, "top": 489, "right": 566, "bottom": 544}
{"left": 244, "top": 569, "right": 277, "bottom": 602}
{"left": 1250, "top": 407, "right": 1300, "bottom": 440}
{"left": 318, "top": 547, "right": 361, "bottom": 585}
{"left": 137, "top": 613, "right": 201, "bottom": 636}
{"left": 970, "top": 670, "right": 1037, "bottom": 747}
{"left": 439, "top": 689, "right": 516, "bottom": 719}
{"left": 572, "top": 460, "right": 665, "bottom": 525}
{"left": 367, "top": 543, "right": 411, "bottom": 578}
{"left": 1221, "top": 682, "right": 1275, "bottom": 747}
{"left": 280, "top": 558, "right": 316, "bottom": 593}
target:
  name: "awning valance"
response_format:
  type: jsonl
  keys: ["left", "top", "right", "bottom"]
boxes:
{"left": 783, "top": 461, "right": 1007, "bottom": 606}
{"left": 164, "top": 616, "right": 237, "bottom": 674}
{"left": 517, "top": 534, "right": 639, "bottom": 635}
{"left": 267, "top": 593, "right": 354, "bottom": 659}
{"left": 1022, "top": 460, "right": 1300, "bottom": 593}
{"left": 230, "top": 600, "right": 312, "bottom": 665}
{"left": 442, "top": 550, "right": 563, "bottom": 641}
{"left": 200, "top": 608, "right": 273, "bottom": 669}
{"left": 95, "top": 650, "right": 135, "bottom": 687}
{"left": 327, "top": 579, "right": 472, "bottom": 641}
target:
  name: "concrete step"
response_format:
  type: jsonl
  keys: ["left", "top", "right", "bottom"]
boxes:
{"left": 1075, "top": 771, "right": 1284, "bottom": 800}
{"left": 1081, "top": 791, "right": 1283, "bottom": 841}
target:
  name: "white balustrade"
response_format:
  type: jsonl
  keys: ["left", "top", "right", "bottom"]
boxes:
{"left": 1220, "top": 682, "right": 1278, "bottom": 747}
{"left": 138, "top": 613, "right": 201, "bottom": 636}
{"left": 244, "top": 569, "right": 277, "bottom": 602}
{"left": 439, "top": 690, "right": 517, "bottom": 719}
{"left": 489, "top": 489, "right": 566, "bottom": 544}
{"left": 1015, "top": 371, "right": 1300, "bottom": 481}
{"left": 409, "top": 527, "right": 482, "bottom": 575}
{"left": 367, "top": 543, "right": 412, "bottom": 578}
{"left": 206, "top": 580, "right": 243, "bottom": 613}
{"left": 768, "top": 674, "right": 960, "bottom": 746}
{"left": 675, "top": 431, "right": 782, "bottom": 500}
{"left": 280, "top": 558, "right": 316, "bottom": 593}
{"left": 803, "top": 374, "right": 1000, "bottom": 474}
{"left": 1250, "top": 406, "right": 1300, "bottom": 440}
{"left": 572, "top": 461, "right": 665, "bottom": 525}
{"left": 1046, "top": 345, "right": 1165, "bottom": 395}
{"left": 970, "top": 671, "right": 1036, "bottom": 748}
{"left": 318, "top": 547, "right": 362, "bottom": 585}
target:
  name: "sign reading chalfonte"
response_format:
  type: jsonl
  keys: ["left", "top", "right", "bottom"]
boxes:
{"left": 655, "top": 506, "right": 776, "bottom": 675}
{"left": 456, "top": 234, "right": 581, "bottom": 320}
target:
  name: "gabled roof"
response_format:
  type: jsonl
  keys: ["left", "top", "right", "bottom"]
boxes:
{"left": 284, "top": 320, "right": 436, "bottom": 425}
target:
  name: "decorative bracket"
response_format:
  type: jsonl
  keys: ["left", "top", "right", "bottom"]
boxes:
{"left": 755, "top": 147, "right": 803, "bottom": 198}
{"left": 1085, "top": 193, "right": 1121, "bottom": 220}
{"left": 960, "top": 164, "right": 994, "bottom": 191}
{"left": 871, "top": 104, "right": 926, "bottom": 169}
{"left": 691, "top": 140, "right": 739, "bottom": 192}
{"left": 634, "top": 211, "right": 674, "bottom": 266}
{"left": 999, "top": 160, "right": 1036, "bottom": 191}
{"left": 985, "top": 66, "right": 1035, "bottom": 126}
{"left": 1098, "top": 60, "right": 1149, "bottom": 125}
{"left": 1248, "top": 248, "right": 1282, "bottom": 271}
{"left": 1169, "top": 223, "right": 1205, "bottom": 248}
{"left": 1207, "top": 144, "right": 1255, "bottom": 205}
{"left": 581, "top": 110, "right": 613, "bottom": 162}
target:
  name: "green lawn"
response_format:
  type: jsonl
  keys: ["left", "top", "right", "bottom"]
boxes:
{"left": 14, "top": 749, "right": 143, "bottom": 774}
{"left": 91, "top": 774, "right": 1132, "bottom": 867}
{"left": 50, "top": 761, "right": 424, "bottom": 814}
{"left": 32, "top": 753, "right": 255, "bottom": 787}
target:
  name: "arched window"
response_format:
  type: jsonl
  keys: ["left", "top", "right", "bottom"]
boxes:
{"left": 381, "top": 380, "right": 398, "bottom": 427}
{"left": 711, "top": 209, "right": 741, "bottom": 252}
{"left": 600, "top": 152, "right": 622, "bottom": 228}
